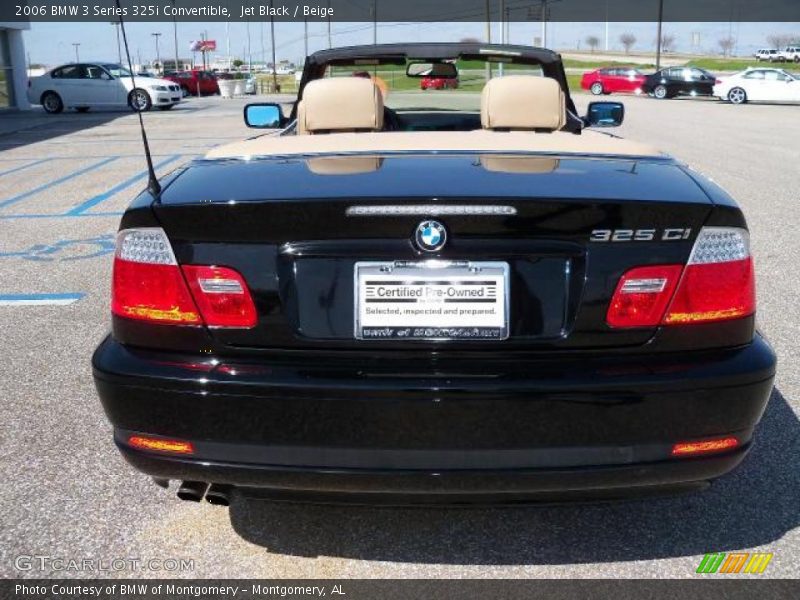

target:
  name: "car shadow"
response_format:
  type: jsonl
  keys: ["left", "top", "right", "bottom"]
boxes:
{"left": 228, "top": 387, "right": 798, "bottom": 565}
{"left": 0, "top": 108, "right": 135, "bottom": 152}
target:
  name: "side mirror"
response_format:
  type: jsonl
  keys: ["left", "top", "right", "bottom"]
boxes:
{"left": 244, "top": 103, "right": 285, "bottom": 129}
{"left": 584, "top": 101, "right": 625, "bottom": 127}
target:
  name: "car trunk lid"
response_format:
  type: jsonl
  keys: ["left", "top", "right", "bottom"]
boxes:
{"left": 154, "top": 153, "right": 713, "bottom": 351}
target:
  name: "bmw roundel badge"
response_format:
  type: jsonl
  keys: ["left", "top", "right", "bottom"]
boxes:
{"left": 415, "top": 220, "right": 447, "bottom": 252}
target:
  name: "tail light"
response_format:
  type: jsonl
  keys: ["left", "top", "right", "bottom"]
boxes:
{"left": 606, "top": 265, "right": 683, "bottom": 327}
{"left": 715, "top": 78, "right": 722, "bottom": 84}
{"left": 182, "top": 265, "right": 257, "bottom": 328}
{"left": 607, "top": 227, "right": 755, "bottom": 327}
{"left": 112, "top": 228, "right": 256, "bottom": 328}
{"left": 663, "top": 227, "right": 755, "bottom": 324}
{"left": 112, "top": 228, "right": 201, "bottom": 324}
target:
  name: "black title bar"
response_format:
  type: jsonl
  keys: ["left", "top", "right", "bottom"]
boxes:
{"left": 5, "top": 579, "right": 800, "bottom": 600}
{"left": 4, "top": 0, "right": 800, "bottom": 23}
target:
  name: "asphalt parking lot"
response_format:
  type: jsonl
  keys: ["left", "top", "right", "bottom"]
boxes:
{"left": 0, "top": 93, "right": 798, "bottom": 579}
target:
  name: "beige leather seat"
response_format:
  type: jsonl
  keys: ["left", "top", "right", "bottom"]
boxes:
{"left": 296, "top": 77, "right": 384, "bottom": 135}
{"left": 481, "top": 75, "right": 566, "bottom": 132}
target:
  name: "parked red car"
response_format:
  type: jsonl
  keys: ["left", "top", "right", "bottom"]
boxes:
{"left": 163, "top": 70, "right": 220, "bottom": 96}
{"left": 421, "top": 76, "right": 459, "bottom": 90}
{"left": 580, "top": 67, "right": 646, "bottom": 95}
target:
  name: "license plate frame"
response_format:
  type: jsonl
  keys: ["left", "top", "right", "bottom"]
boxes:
{"left": 354, "top": 260, "right": 510, "bottom": 341}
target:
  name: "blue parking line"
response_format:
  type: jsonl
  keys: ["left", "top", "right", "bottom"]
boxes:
{"left": 0, "top": 157, "right": 119, "bottom": 210}
{"left": 0, "top": 212, "right": 124, "bottom": 220}
{"left": 0, "top": 159, "right": 52, "bottom": 177}
{"left": 66, "top": 154, "right": 182, "bottom": 215}
{"left": 0, "top": 292, "right": 85, "bottom": 306}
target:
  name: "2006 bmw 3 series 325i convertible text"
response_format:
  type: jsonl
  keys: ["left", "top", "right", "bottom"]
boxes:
{"left": 92, "top": 44, "right": 776, "bottom": 505}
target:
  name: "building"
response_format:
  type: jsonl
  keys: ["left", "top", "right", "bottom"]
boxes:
{"left": 0, "top": 22, "right": 30, "bottom": 110}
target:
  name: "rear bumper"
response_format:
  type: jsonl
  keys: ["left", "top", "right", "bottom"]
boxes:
{"left": 118, "top": 440, "right": 748, "bottom": 503}
{"left": 93, "top": 335, "right": 776, "bottom": 500}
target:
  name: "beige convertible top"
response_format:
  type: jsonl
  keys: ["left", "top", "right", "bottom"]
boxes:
{"left": 205, "top": 130, "right": 662, "bottom": 160}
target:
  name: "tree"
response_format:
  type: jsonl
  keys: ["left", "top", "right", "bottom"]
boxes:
{"left": 767, "top": 33, "right": 795, "bottom": 49}
{"left": 585, "top": 36, "right": 600, "bottom": 53}
{"left": 660, "top": 34, "right": 676, "bottom": 53}
{"left": 232, "top": 58, "right": 244, "bottom": 68}
{"left": 718, "top": 37, "right": 736, "bottom": 57}
{"left": 619, "top": 33, "right": 636, "bottom": 54}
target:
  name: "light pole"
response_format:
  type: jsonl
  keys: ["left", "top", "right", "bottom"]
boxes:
{"left": 655, "top": 0, "right": 664, "bottom": 71}
{"left": 327, "top": 0, "right": 332, "bottom": 48}
{"left": 226, "top": 22, "right": 231, "bottom": 70}
{"left": 151, "top": 32, "right": 162, "bottom": 74}
{"left": 270, "top": 0, "right": 278, "bottom": 93}
{"left": 499, "top": 0, "right": 505, "bottom": 76}
{"left": 260, "top": 21, "right": 265, "bottom": 68}
{"left": 372, "top": 0, "right": 377, "bottom": 45}
{"left": 541, "top": 0, "right": 548, "bottom": 48}
{"left": 484, "top": 0, "right": 491, "bottom": 82}
{"left": 247, "top": 20, "right": 252, "bottom": 72}
{"left": 171, "top": 1, "right": 180, "bottom": 73}
{"left": 72, "top": 43, "right": 80, "bottom": 63}
{"left": 111, "top": 22, "right": 122, "bottom": 64}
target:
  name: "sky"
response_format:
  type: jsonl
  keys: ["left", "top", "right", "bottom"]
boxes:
{"left": 22, "top": 21, "right": 800, "bottom": 67}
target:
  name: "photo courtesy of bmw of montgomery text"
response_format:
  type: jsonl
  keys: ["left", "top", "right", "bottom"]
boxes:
{"left": 92, "top": 43, "right": 776, "bottom": 506}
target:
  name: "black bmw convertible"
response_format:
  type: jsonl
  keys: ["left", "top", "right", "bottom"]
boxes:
{"left": 92, "top": 43, "right": 775, "bottom": 505}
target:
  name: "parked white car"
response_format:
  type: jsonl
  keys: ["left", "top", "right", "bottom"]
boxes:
{"left": 755, "top": 49, "right": 781, "bottom": 62}
{"left": 28, "top": 62, "right": 182, "bottom": 113}
{"left": 780, "top": 46, "right": 800, "bottom": 62}
{"left": 713, "top": 68, "right": 800, "bottom": 104}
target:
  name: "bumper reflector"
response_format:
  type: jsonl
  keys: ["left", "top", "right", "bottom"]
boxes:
{"left": 128, "top": 435, "right": 194, "bottom": 455}
{"left": 671, "top": 436, "right": 739, "bottom": 457}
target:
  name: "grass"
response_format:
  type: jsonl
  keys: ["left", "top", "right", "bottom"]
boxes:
{"left": 0, "top": 71, "right": 9, "bottom": 108}
{"left": 562, "top": 57, "right": 655, "bottom": 69}
{"left": 566, "top": 73, "right": 584, "bottom": 93}
{"left": 254, "top": 74, "right": 300, "bottom": 93}
{"left": 687, "top": 57, "right": 800, "bottom": 71}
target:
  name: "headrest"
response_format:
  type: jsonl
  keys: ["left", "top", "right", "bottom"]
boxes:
{"left": 481, "top": 76, "right": 566, "bottom": 131}
{"left": 297, "top": 77, "right": 384, "bottom": 134}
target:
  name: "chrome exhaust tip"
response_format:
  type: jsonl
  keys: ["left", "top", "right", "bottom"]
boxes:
{"left": 176, "top": 481, "right": 208, "bottom": 502}
{"left": 205, "top": 484, "right": 233, "bottom": 506}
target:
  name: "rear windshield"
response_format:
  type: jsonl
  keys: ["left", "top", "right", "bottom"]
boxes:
{"left": 325, "top": 61, "right": 545, "bottom": 112}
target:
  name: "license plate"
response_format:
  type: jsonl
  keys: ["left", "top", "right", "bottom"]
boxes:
{"left": 354, "top": 261, "right": 509, "bottom": 340}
